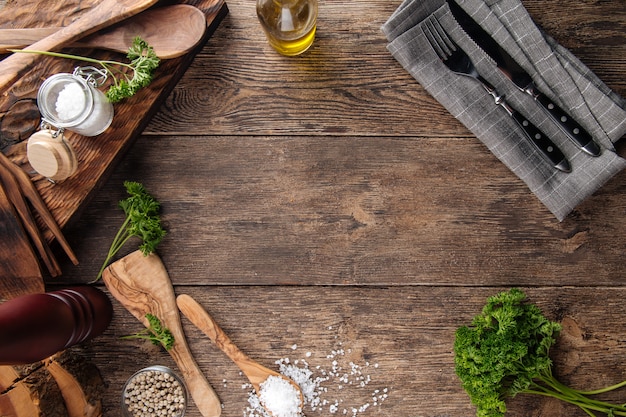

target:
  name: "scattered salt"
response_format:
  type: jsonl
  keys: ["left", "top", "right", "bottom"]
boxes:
{"left": 55, "top": 82, "right": 86, "bottom": 121}
{"left": 243, "top": 331, "right": 390, "bottom": 417}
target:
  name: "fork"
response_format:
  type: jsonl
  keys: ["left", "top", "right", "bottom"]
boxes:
{"left": 423, "top": 17, "right": 571, "bottom": 173}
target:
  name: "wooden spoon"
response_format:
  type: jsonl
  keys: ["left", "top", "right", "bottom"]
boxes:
{"left": 0, "top": 5, "right": 207, "bottom": 59}
{"left": 102, "top": 251, "right": 222, "bottom": 417}
{"left": 176, "top": 294, "right": 305, "bottom": 414}
{"left": 0, "top": 0, "right": 158, "bottom": 91}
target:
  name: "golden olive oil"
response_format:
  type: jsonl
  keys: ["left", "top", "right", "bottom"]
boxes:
{"left": 257, "top": 0, "right": 318, "bottom": 56}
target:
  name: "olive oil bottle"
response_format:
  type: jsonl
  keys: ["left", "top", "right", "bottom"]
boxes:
{"left": 257, "top": 0, "right": 318, "bottom": 56}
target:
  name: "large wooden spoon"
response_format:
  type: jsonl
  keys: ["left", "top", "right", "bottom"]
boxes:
{"left": 177, "top": 294, "right": 305, "bottom": 413}
{"left": 102, "top": 251, "right": 221, "bottom": 417}
{"left": 0, "top": 5, "right": 207, "bottom": 59}
{"left": 0, "top": 0, "right": 158, "bottom": 91}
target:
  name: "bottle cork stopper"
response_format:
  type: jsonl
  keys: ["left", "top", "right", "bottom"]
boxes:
{"left": 26, "top": 130, "right": 78, "bottom": 181}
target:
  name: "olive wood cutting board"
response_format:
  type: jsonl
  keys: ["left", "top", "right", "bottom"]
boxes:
{"left": 0, "top": 0, "right": 228, "bottom": 300}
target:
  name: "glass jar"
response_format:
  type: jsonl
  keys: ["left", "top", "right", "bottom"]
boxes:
{"left": 37, "top": 67, "right": 114, "bottom": 136}
{"left": 256, "top": 0, "right": 318, "bottom": 56}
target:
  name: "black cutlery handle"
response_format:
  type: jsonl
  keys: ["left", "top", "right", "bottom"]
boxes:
{"left": 533, "top": 91, "right": 601, "bottom": 157}
{"left": 477, "top": 77, "right": 571, "bottom": 172}
{"left": 510, "top": 110, "right": 572, "bottom": 173}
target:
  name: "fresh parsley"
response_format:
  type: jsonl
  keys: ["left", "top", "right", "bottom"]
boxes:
{"left": 11, "top": 36, "right": 159, "bottom": 102}
{"left": 122, "top": 313, "right": 174, "bottom": 350}
{"left": 454, "top": 288, "right": 626, "bottom": 417}
{"left": 95, "top": 181, "right": 166, "bottom": 281}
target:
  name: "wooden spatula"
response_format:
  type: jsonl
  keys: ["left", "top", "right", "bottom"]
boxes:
{"left": 0, "top": 5, "right": 207, "bottom": 59}
{"left": 0, "top": 0, "right": 158, "bottom": 91}
{"left": 102, "top": 250, "right": 222, "bottom": 417}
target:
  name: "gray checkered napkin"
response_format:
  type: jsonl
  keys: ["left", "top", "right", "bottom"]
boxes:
{"left": 382, "top": 0, "right": 626, "bottom": 221}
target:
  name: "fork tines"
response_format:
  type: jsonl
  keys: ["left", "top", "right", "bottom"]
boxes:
{"left": 423, "top": 17, "right": 457, "bottom": 61}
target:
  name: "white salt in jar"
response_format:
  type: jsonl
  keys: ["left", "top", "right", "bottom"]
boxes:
{"left": 37, "top": 67, "right": 113, "bottom": 136}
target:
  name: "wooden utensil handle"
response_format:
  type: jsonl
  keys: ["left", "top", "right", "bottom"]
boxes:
{"left": 168, "top": 346, "right": 222, "bottom": 417}
{"left": 177, "top": 294, "right": 253, "bottom": 365}
{"left": 0, "top": 28, "right": 57, "bottom": 52}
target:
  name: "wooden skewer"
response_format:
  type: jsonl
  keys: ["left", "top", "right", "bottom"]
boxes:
{"left": 0, "top": 162, "right": 60, "bottom": 276}
{"left": 0, "top": 152, "right": 78, "bottom": 266}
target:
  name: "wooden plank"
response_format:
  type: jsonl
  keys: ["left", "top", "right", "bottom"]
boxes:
{"left": 57, "top": 134, "right": 626, "bottom": 287}
{"left": 80, "top": 285, "right": 626, "bottom": 417}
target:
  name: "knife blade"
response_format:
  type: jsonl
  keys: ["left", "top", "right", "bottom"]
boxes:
{"left": 448, "top": 0, "right": 601, "bottom": 157}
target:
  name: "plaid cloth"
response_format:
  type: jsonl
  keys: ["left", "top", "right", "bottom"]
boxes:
{"left": 382, "top": 0, "right": 626, "bottom": 221}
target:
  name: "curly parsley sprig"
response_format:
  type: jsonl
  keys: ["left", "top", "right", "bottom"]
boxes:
{"left": 11, "top": 37, "right": 159, "bottom": 102}
{"left": 122, "top": 313, "right": 174, "bottom": 350}
{"left": 94, "top": 181, "right": 166, "bottom": 281}
{"left": 454, "top": 288, "right": 626, "bottom": 417}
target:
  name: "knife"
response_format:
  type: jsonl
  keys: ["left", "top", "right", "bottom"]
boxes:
{"left": 448, "top": 0, "right": 601, "bottom": 157}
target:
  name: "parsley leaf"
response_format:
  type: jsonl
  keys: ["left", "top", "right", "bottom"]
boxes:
{"left": 95, "top": 181, "right": 166, "bottom": 281}
{"left": 122, "top": 313, "right": 174, "bottom": 350}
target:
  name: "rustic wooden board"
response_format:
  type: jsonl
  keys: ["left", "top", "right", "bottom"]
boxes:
{"left": 0, "top": 0, "right": 228, "bottom": 299}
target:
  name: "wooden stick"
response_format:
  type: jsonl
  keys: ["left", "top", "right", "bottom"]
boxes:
{"left": 0, "top": 152, "right": 78, "bottom": 265}
{"left": 0, "top": 162, "right": 60, "bottom": 276}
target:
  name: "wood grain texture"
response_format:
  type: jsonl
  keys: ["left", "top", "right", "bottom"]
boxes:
{"left": 0, "top": 0, "right": 228, "bottom": 296}
{"left": 58, "top": 135, "right": 626, "bottom": 287}
{"left": 31, "top": 0, "right": 626, "bottom": 417}
{"left": 0, "top": 5, "right": 209, "bottom": 58}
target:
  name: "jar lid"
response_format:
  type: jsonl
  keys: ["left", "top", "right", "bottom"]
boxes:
{"left": 26, "top": 130, "right": 78, "bottom": 181}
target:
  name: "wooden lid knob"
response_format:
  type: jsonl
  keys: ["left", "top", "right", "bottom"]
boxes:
{"left": 26, "top": 130, "right": 78, "bottom": 181}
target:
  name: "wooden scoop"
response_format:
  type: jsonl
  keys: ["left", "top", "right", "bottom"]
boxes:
{"left": 102, "top": 251, "right": 222, "bottom": 417}
{"left": 177, "top": 294, "right": 305, "bottom": 414}
{"left": 0, "top": 0, "right": 158, "bottom": 91}
{"left": 0, "top": 5, "right": 207, "bottom": 59}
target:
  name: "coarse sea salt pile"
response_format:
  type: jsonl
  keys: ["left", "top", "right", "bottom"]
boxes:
{"left": 258, "top": 375, "right": 302, "bottom": 417}
{"left": 242, "top": 332, "right": 389, "bottom": 417}
{"left": 55, "top": 82, "right": 86, "bottom": 121}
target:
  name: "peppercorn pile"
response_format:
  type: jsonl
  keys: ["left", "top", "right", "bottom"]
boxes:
{"left": 123, "top": 367, "right": 186, "bottom": 417}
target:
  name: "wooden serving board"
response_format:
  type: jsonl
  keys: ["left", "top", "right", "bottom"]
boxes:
{"left": 0, "top": 0, "right": 228, "bottom": 299}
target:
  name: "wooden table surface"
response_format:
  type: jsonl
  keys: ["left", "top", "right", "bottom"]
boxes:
{"left": 48, "top": 0, "right": 626, "bottom": 416}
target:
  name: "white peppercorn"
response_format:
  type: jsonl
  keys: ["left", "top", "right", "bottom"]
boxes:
{"left": 123, "top": 366, "right": 186, "bottom": 417}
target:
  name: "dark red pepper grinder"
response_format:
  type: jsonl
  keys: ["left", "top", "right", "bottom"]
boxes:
{"left": 0, "top": 286, "right": 113, "bottom": 365}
